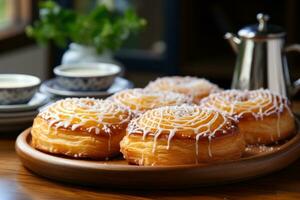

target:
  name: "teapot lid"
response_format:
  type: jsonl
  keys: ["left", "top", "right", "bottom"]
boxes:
{"left": 238, "top": 13, "right": 285, "bottom": 39}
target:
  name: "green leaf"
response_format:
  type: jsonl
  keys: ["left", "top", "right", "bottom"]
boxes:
{"left": 26, "top": 0, "right": 147, "bottom": 53}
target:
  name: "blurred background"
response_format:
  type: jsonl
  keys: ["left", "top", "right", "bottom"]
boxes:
{"left": 0, "top": 0, "right": 299, "bottom": 89}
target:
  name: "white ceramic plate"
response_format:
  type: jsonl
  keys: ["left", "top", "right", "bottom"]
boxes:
{"left": 0, "top": 93, "right": 49, "bottom": 112}
{"left": 40, "top": 77, "right": 133, "bottom": 98}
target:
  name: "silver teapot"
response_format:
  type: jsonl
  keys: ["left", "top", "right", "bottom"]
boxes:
{"left": 225, "top": 13, "right": 300, "bottom": 99}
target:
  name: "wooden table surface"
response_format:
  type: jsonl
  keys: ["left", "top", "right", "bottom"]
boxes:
{"left": 1, "top": 103, "right": 300, "bottom": 200}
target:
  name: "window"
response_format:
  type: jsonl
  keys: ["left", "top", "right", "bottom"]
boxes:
{"left": 0, "top": 0, "right": 36, "bottom": 53}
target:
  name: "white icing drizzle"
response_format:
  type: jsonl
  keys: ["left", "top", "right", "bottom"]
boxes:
{"left": 200, "top": 89, "right": 294, "bottom": 138}
{"left": 38, "top": 98, "right": 132, "bottom": 152}
{"left": 127, "top": 104, "right": 235, "bottom": 163}
{"left": 167, "top": 130, "right": 176, "bottom": 150}
{"left": 277, "top": 112, "right": 281, "bottom": 138}
{"left": 109, "top": 88, "right": 192, "bottom": 115}
{"left": 208, "top": 136, "right": 212, "bottom": 157}
{"left": 152, "top": 129, "right": 162, "bottom": 153}
{"left": 107, "top": 133, "right": 111, "bottom": 152}
{"left": 145, "top": 76, "right": 221, "bottom": 100}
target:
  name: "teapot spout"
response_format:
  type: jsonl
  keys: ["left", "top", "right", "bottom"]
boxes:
{"left": 224, "top": 32, "right": 241, "bottom": 54}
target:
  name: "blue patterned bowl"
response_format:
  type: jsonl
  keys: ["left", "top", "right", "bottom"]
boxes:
{"left": 54, "top": 63, "right": 122, "bottom": 91}
{"left": 0, "top": 74, "right": 41, "bottom": 105}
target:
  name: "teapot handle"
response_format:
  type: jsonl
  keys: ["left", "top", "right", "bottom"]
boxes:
{"left": 285, "top": 44, "right": 300, "bottom": 53}
{"left": 285, "top": 44, "right": 300, "bottom": 96}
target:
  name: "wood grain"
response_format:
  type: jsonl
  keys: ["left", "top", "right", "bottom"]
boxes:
{"left": 1, "top": 102, "right": 300, "bottom": 199}
{"left": 15, "top": 127, "right": 300, "bottom": 189}
{"left": 2, "top": 136, "right": 300, "bottom": 200}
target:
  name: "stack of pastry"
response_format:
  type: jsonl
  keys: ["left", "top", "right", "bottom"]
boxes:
{"left": 120, "top": 104, "right": 245, "bottom": 166}
{"left": 31, "top": 98, "right": 131, "bottom": 159}
{"left": 30, "top": 76, "right": 296, "bottom": 166}
{"left": 199, "top": 89, "right": 295, "bottom": 145}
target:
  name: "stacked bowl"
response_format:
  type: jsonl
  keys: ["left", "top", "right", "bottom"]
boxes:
{"left": 0, "top": 74, "right": 49, "bottom": 132}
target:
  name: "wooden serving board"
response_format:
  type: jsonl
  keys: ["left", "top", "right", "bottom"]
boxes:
{"left": 16, "top": 127, "right": 300, "bottom": 189}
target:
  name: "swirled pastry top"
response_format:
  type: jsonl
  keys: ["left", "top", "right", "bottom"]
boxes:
{"left": 128, "top": 104, "right": 237, "bottom": 142}
{"left": 109, "top": 88, "right": 192, "bottom": 114}
{"left": 38, "top": 98, "right": 131, "bottom": 135}
{"left": 145, "top": 76, "right": 220, "bottom": 99}
{"left": 200, "top": 89, "right": 293, "bottom": 120}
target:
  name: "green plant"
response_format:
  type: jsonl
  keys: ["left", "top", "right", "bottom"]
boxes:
{"left": 26, "top": 1, "right": 146, "bottom": 53}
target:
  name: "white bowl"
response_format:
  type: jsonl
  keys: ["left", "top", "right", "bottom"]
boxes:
{"left": 54, "top": 63, "right": 122, "bottom": 91}
{"left": 0, "top": 74, "right": 41, "bottom": 105}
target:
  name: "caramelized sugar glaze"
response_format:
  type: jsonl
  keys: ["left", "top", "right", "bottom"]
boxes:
{"left": 200, "top": 89, "right": 295, "bottom": 144}
{"left": 31, "top": 98, "right": 132, "bottom": 159}
{"left": 120, "top": 104, "right": 245, "bottom": 166}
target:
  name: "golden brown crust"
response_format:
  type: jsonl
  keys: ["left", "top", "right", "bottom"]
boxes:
{"left": 31, "top": 98, "right": 131, "bottom": 160}
{"left": 200, "top": 89, "right": 296, "bottom": 145}
{"left": 239, "top": 110, "right": 295, "bottom": 144}
{"left": 109, "top": 88, "right": 192, "bottom": 115}
{"left": 31, "top": 117, "right": 126, "bottom": 159}
{"left": 120, "top": 128, "right": 245, "bottom": 166}
{"left": 145, "top": 76, "right": 221, "bottom": 103}
{"left": 120, "top": 105, "right": 245, "bottom": 166}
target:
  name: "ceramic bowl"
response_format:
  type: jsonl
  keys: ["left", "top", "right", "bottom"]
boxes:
{"left": 0, "top": 74, "right": 41, "bottom": 105}
{"left": 54, "top": 63, "right": 122, "bottom": 91}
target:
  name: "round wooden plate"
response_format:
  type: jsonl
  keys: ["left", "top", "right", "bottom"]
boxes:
{"left": 16, "top": 127, "right": 300, "bottom": 189}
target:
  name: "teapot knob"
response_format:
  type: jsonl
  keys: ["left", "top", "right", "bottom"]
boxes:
{"left": 257, "top": 13, "right": 270, "bottom": 31}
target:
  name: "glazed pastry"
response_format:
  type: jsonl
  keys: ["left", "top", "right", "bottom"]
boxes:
{"left": 200, "top": 89, "right": 295, "bottom": 145}
{"left": 109, "top": 88, "right": 192, "bottom": 115}
{"left": 120, "top": 104, "right": 245, "bottom": 166}
{"left": 145, "top": 76, "right": 221, "bottom": 103}
{"left": 31, "top": 98, "right": 131, "bottom": 159}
